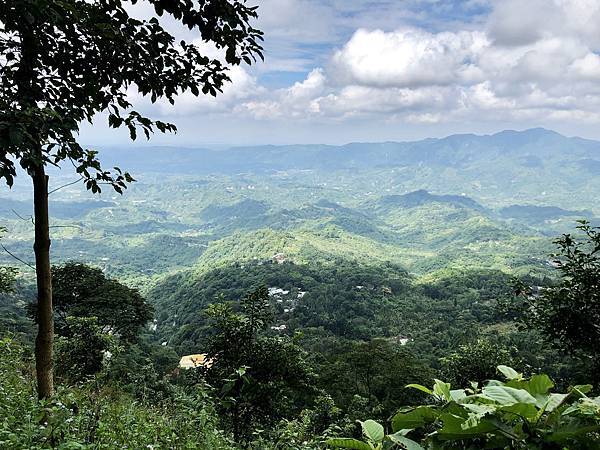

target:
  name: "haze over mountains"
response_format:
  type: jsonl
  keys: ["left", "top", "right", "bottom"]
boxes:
{"left": 2, "top": 127, "right": 599, "bottom": 446}
{"left": 98, "top": 128, "right": 600, "bottom": 174}
{"left": 1, "top": 128, "right": 597, "bottom": 285}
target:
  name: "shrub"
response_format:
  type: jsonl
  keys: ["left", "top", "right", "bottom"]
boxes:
{"left": 328, "top": 365, "right": 600, "bottom": 449}
{"left": 0, "top": 336, "right": 236, "bottom": 449}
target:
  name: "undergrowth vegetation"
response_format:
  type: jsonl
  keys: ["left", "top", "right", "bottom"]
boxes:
{"left": 0, "top": 337, "right": 234, "bottom": 449}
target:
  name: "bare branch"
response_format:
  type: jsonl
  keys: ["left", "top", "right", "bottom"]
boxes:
{"left": 0, "top": 242, "right": 35, "bottom": 270}
{"left": 11, "top": 208, "right": 34, "bottom": 224}
{"left": 49, "top": 225, "right": 82, "bottom": 230}
{"left": 48, "top": 177, "right": 83, "bottom": 195}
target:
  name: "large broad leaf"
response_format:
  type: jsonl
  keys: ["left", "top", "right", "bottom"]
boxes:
{"left": 571, "top": 385, "right": 593, "bottom": 396}
{"left": 544, "top": 393, "right": 568, "bottom": 413}
{"left": 433, "top": 379, "right": 452, "bottom": 401}
{"left": 450, "top": 389, "right": 467, "bottom": 402}
{"left": 497, "top": 365, "right": 523, "bottom": 381}
{"left": 392, "top": 406, "right": 438, "bottom": 432}
{"left": 387, "top": 433, "right": 424, "bottom": 450}
{"left": 481, "top": 385, "right": 537, "bottom": 406}
{"left": 360, "top": 420, "right": 385, "bottom": 443}
{"left": 527, "top": 374, "right": 554, "bottom": 397}
{"left": 326, "top": 438, "right": 373, "bottom": 450}
{"left": 499, "top": 402, "right": 538, "bottom": 420}
{"left": 461, "top": 404, "right": 495, "bottom": 430}
{"left": 436, "top": 412, "right": 498, "bottom": 439}
{"left": 406, "top": 384, "right": 433, "bottom": 395}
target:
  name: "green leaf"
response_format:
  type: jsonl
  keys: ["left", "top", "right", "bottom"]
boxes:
{"left": 326, "top": 438, "right": 373, "bottom": 450}
{"left": 387, "top": 433, "right": 424, "bottom": 450}
{"left": 406, "top": 384, "right": 433, "bottom": 395}
{"left": 499, "top": 402, "right": 538, "bottom": 419}
{"left": 462, "top": 404, "right": 495, "bottom": 430}
{"left": 527, "top": 374, "right": 554, "bottom": 396}
{"left": 360, "top": 420, "right": 385, "bottom": 443}
{"left": 450, "top": 389, "right": 467, "bottom": 402}
{"left": 481, "top": 385, "right": 537, "bottom": 405}
{"left": 392, "top": 407, "right": 438, "bottom": 432}
{"left": 437, "top": 412, "right": 498, "bottom": 439}
{"left": 543, "top": 393, "right": 568, "bottom": 412}
{"left": 497, "top": 365, "right": 522, "bottom": 381}
{"left": 433, "top": 379, "right": 452, "bottom": 401}
{"left": 572, "top": 385, "right": 593, "bottom": 395}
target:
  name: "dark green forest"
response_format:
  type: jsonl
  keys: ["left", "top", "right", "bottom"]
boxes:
{"left": 2, "top": 139, "right": 600, "bottom": 448}
{"left": 2, "top": 0, "right": 600, "bottom": 448}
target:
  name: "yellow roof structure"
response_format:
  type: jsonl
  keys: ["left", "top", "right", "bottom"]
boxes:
{"left": 178, "top": 353, "right": 212, "bottom": 369}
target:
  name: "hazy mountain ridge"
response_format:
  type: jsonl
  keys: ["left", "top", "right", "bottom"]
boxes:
{"left": 96, "top": 128, "right": 600, "bottom": 175}
{"left": 1, "top": 128, "right": 597, "bottom": 284}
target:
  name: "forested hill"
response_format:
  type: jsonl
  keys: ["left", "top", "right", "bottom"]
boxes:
{"left": 97, "top": 128, "right": 600, "bottom": 174}
{"left": 2, "top": 129, "right": 599, "bottom": 283}
{"left": 2, "top": 127, "right": 600, "bottom": 448}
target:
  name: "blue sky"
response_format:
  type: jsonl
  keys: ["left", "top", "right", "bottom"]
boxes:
{"left": 81, "top": 0, "right": 600, "bottom": 147}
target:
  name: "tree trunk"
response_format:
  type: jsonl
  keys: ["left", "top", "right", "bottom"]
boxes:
{"left": 32, "top": 165, "right": 54, "bottom": 399}
{"left": 14, "top": 0, "right": 52, "bottom": 400}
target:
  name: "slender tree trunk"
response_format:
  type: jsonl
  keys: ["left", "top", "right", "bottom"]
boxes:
{"left": 16, "top": 13, "right": 53, "bottom": 400}
{"left": 32, "top": 165, "right": 54, "bottom": 399}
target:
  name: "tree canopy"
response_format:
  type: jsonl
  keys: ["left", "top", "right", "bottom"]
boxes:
{"left": 30, "top": 262, "right": 153, "bottom": 341}
{"left": 0, "top": 0, "right": 262, "bottom": 398}
{"left": 202, "top": 287, "right": 316, "bottom": 443}
{"left": 0, "top": 228, "right": 16, "bottom": 294}
{"left": 510, "top": 221, "right": 600, "bottom": 369}
{"left": 0, "top": 0, "right": 263, "bottom": 190}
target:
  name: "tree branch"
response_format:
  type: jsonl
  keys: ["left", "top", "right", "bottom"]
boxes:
{"left": 0, "top": 242, "right": 35, "bottom": 270}
{"left": 48, "top": 177, "right": 83, "bottom": 195}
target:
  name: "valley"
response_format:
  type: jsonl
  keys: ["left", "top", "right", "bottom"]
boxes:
{"left": 2, "top": 128, "right": 599, "bottom": 447}
{"left": 0, "top": 129, "right": 594, "bottom": 358}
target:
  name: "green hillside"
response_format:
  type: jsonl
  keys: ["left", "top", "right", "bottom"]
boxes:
{"left": 2, "top": 129, "right": 599, "bottom": 449}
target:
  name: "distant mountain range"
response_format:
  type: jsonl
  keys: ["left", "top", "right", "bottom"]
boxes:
{"left": 96, "top": 128, "right": 600, "bottom": 175}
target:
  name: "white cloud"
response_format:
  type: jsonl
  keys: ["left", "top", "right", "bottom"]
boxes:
{"left": 232, "top": 0, "right": 600, "bottom": 129}
{"left": 238, "top": 68, "right": 325, "bottom": 118}
{"left": 487, "top": 0, "right": 600, "bottom": 48}
{"left": 330, "top": 28, "right": 488, "bottom": 88}
{"left": 90, "top": 0, "right": 600, "bottom": 145}
{"left": 571, "top": 53, "right": 600, "bottom": 80}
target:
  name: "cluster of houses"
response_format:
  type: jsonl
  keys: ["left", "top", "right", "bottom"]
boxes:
{"left": 267, "top": 285, "right": 308, "bottom": 331}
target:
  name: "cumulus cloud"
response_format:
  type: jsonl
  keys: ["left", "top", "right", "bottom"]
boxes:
{"left": 329, "top": 28, "right": 488, "bottom": 88}
{"left": 240, "top": 68, "right": 325, "bottom": 118}
{"left": 117, "top": 0, "right": 600, "bottom": 140}
{"left": 230, "top": 0, "right": 600, "bottom": 128}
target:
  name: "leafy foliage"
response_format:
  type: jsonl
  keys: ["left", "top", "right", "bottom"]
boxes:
{"left": 439, "top": 337, "right": 521, "bottom": 388}
{"left": 390, "top": 367, "right": 599, "bottom": 449}
{"left": 201, "top": 286, "right": 317, "bottom": 443}
{"left": 0, "top": 336, "right": 235, "bottom": 449}
{"left": 54, "top": 316, "right": 113, "bottom": 384}
{"left": 30, "top": 262, "right": 153, "bottom": 341}
{"left": 507, "top": 221, "right": 600, "bottom": 377}
{"left": 331, "top": 366, "right": 600, "bottom": 449}
{"left": 0, "top": 227, "right": 16, "bottom": 293}
{"left": 0, "top": 265, "right": 16, "bottom": 293}
{"left": 327, "top": 419, "right": 423, "bottom": 450}
{"left": 0, "top": 0, "right": 262, "bottom": 191}
{"left": 313, "top": 338, "right": 433, "bottom": 423}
